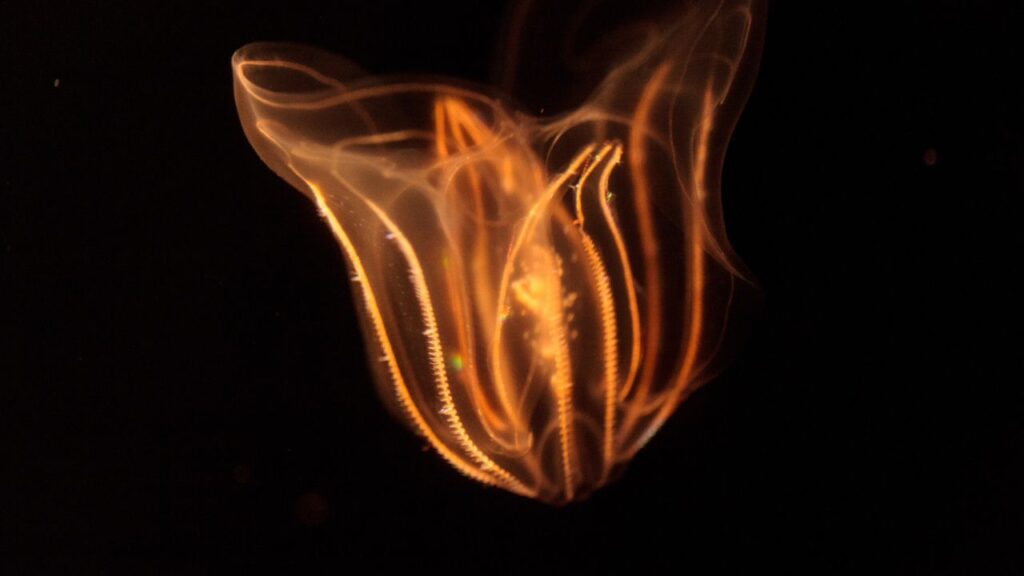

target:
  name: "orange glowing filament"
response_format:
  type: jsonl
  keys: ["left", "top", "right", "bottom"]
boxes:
{"left": 233, "top": 0, "right": 763, "bottom": 503}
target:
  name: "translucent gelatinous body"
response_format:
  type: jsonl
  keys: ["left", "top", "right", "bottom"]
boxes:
{"left": 233, "top": 0, "right": 763, "bottom": 504}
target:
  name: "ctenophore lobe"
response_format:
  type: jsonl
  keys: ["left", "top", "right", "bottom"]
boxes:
{"left": 233, "top": 0, "right": 764, "bottom": 504}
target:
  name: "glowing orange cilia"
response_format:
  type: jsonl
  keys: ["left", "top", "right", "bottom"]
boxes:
{"left": 233, "top": 0, "right": 764, "bottom": 503}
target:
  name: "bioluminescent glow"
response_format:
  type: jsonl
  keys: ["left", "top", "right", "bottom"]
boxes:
{"left": 233, "top": 0, "right": 763, "bottom": 504}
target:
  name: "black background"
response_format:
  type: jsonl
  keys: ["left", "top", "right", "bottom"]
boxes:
{"left": 4, "top": 0, "right": 1022, "bottom": 572}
